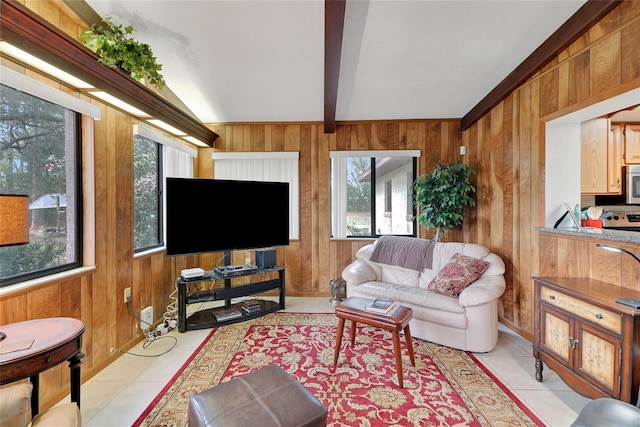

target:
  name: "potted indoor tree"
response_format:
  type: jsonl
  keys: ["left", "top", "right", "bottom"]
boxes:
{"left": 81, "top": 17, "right": 166, "bottom": 89}
{"left": 413, "top": 161, "right": 476, "bottom": 242}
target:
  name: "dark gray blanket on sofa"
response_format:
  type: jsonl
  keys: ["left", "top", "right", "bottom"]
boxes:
{"left": 370, "top": 236, "right": 435, "bottom": 271}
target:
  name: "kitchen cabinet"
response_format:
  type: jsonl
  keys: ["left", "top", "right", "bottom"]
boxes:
{"left": 624, "top": 124, "right": 640, "bottom": 164}
{"left": 581, "top": 117, "right": 622, "bottom": 194}
{"left": 608, "top": 123, "right": 624, "bottom": 193}
{"left": 533, "top": 277, "right": 640, "bottom": 404}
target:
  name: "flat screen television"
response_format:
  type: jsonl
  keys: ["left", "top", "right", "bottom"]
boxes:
{"left": 165, "top": 178, "right": 290, "bottom": 256}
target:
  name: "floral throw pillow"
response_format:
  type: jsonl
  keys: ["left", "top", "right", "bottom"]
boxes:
{"left": 427, "top": 253, "right": 490, "bottom": 297}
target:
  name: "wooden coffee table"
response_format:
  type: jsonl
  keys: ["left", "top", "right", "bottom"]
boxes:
{"left": 333, "top": 296, "right": 415, "bottom": 387}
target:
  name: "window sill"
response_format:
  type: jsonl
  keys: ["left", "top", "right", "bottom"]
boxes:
{"left": 330, "top": 237, "right": 377, "bottom": 241}
{"left": 134, "top": 246, "right": 166, "bottom": 259}
{"left": 0, "top": 266, "right": 96, "bottom": 299}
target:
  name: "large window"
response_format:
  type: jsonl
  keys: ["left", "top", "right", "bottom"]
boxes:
{"left": 331, "top": 150, "right": 419, "bottom": 238}
{"left": 133, "top": 123, "right": 196, "bottom": 253}
{"left": 133, "top": 134, "right": 162, "bottom": 252}
{"left": 0, "top": 83, "right": 82, "bottom": 286}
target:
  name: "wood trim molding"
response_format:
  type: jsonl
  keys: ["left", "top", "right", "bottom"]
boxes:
{"left": 324, "top": 0, "right": 346, "bottom": 134}
{"left": 460, "top": 0, "right": 622, "bottom": 131}
{"left": 0, "top": 0, "right": 218, "bottom": 146}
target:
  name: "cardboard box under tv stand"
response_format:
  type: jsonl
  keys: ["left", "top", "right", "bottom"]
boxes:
{"left": 176, "top": 266, "right": 285, "bottom": 332}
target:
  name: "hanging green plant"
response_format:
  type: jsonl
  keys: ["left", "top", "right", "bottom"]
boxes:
{"left": 413, "top": 160, "right": 476, "bottom": 242}
{"left": 81, "top": 16, "right": 166, "bottom": 89}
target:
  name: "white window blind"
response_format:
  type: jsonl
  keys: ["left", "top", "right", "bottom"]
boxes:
{"left": 134, "top": 123, "right": 196, "bottom": 178}
{"left": 212, "top": 152, "right": 299, "bottom": 239}
{"left": 165, "top": 148, "right": 194, "bottom": 178}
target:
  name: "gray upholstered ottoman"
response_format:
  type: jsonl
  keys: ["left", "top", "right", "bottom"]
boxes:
{"left": 188, "top": 365, "right": 327, "bottom": 427}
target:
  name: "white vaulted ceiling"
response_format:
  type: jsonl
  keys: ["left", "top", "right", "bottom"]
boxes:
{"left": 83, "top": 0, "right": 587, "bottom": 125}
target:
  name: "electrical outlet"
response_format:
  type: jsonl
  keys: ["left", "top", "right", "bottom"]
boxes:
{"left": 140, "top": 306, "right": 153, "bottom": 330}
{"left": 124, "top": 287, "right": 131, "bottom": 303}
{"left": 245, "top": 257, "right": 251, "bottom": 265}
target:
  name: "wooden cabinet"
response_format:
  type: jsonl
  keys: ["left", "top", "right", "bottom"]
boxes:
{"left": 624, "top": 124, "right": 640, "bottom": 164}
{"left": 581, "top": 117, "right": 622, "bottom": 194}
{"left": 608, "top": 124, "right": 623, "bottom": 193}
{"left": 533, "top": 277, "right": 640, "bottom": 404}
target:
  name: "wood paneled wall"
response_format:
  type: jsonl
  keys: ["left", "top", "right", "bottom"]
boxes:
{"left": 0, "top": 0, "right": 179, "bottom": 409}
{"left": 2, "top": 0, "right": 640, "bottom": 412}
{"left": 202, "top": 121, "right": 464, "bottom": 295}
{"left": 463, "top": 1, "right": 640, "bottom": 339}
{"left": 537, "top": 232, "right": 640, "bottom": 291}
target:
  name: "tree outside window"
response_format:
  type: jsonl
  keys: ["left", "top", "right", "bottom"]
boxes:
{"left": 133, "top": 134, "right": 162, "bottom": 251}
{"left": 0, "top": 84, "right": 81, "bottom": 286}
{"left": 332, "top": 154, "right": 416, "bottom": 238}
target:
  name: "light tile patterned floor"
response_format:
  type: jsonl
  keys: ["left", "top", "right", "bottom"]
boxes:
{"left": 62, "top": 297, "right": 590, "bottom": 427}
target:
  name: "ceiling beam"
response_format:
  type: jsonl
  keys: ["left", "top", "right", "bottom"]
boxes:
{"left": 0, "top": 0, "right": 218, "bottom": 146}
{"left": 461, "top": 0, "right": 622, "bottom": 131}
{"left": 324, "top": 0, "right": 346, "bottom": 134}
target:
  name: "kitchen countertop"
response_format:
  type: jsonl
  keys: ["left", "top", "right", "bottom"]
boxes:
{"left": 535, "top": 226, "right": 640, "bottom": 244}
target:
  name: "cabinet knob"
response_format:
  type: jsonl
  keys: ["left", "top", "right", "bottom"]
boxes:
{"left": 595, "top": 313, "right": 604, "bottom": 320}
{"left": 569, "top": 337, "right": 580, "bottom": 350}
{"left": 549, "top": 295, "right": 556, "bottom": 300}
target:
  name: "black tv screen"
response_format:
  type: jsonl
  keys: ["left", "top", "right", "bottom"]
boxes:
{"left": 165, "top": 178, "right": 290, "bottom": 256}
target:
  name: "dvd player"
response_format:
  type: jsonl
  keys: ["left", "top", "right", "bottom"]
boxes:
{"left": 215, "top": 264, "right": 258, "bottom": 278}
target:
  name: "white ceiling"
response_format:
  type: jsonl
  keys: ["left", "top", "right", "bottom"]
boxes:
{"left": 84, "top": 0, "right": 588, "bottom": 125}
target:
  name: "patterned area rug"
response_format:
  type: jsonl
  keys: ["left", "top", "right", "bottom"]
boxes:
{"left": 133, "top": 312, "right": 543, "bottom": 426}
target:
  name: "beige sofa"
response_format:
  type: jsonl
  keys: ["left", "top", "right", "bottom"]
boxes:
{"left": 341, "top": 238, "right": 506, "bottom": 352}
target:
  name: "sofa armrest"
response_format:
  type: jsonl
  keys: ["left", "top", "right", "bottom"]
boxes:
{"left": 341, "top": 259, "right": 377, "bottom": 286}
{"left": 458, "top": 275, "right": 506, "bottom": 307}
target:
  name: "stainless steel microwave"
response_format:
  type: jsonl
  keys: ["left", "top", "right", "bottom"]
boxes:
{"left": 624, "top": 165, "right": 640, "bottom": 204}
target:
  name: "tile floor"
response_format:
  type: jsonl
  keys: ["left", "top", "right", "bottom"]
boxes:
{"left": 61, "top": 297, "right": 591, "bottom": 427}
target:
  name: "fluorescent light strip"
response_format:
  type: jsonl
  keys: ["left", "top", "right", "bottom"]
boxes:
{"left": 1, "top": 66, "right": 101, "bottom": 119}
{"left": 182, "top": 136, "right": 209, "bottom": 147}
{"left": 146, "top": 119, "right": 187, "bottom": 136}
{"left": 134, "top": 123, "right": 198, "bottom": 156}
{"left": 90, "top": 91, "right": 151, "bottom": 118}
{"left": 0, "top": 42, "right": 94, "bottom": 89}
{"left": 0, "top": 42, "right": 209, "bottom": 147}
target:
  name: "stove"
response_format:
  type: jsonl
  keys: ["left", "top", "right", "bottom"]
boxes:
{"left": 599, "top": 210, "right": 640, "bottom": 231}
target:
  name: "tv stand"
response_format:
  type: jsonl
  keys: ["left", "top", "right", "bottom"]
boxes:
{"left": 176, "top": 266, "right": 285, "bottom": 332}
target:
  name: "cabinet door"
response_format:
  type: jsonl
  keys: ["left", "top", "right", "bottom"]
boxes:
{"left": 625, "top": 124, "right": 640, "bottom": 164}
{"left": 576, "top": 320, "right": 621, "bottom": 398}
{"left": 539, "top": 303, "right": 571, "bottom": 366}
{"left": 581, "top": 118, "right": 608, "bottom": 193}
{"left": 608, "top": 124, "right": 623, "bottom": 193}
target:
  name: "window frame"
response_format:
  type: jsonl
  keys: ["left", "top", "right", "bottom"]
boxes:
{"left": 133, "top": 123, "right": 197, "bottom": 254}
{"left": 330, "top": 150, "right": 420, "bottom": 239}
{"left": 0, "top": 83, "right": 84, "bottom": 287}
{"left": 132, "top": 133, "right": 164, "bottom": 253}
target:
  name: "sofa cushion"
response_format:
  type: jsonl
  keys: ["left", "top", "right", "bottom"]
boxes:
{"left": 380, "top": 264, "right": 420, "bottom": 287}
{"left": 0, "top": 383, "right": 31, "bottom": 427}
{"left": 427, "top": 253, "right": 490, "bottom": 297}
{"left": 353, "top": 281, "right": 466, "bottom": 314}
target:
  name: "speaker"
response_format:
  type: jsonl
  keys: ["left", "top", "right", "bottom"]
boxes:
{"left": 256, "top": 249, "right": 276, "bottom": 269}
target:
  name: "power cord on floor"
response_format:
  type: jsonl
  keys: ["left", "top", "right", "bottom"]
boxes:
{"left": 109, "top": 334, "right": 177, "bottom": 357}
{"left": 111, "top": 299, "right": 178, "bottom": 357}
